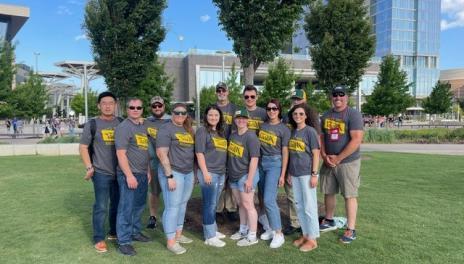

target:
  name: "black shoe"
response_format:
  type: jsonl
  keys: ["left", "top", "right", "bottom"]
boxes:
{"left": 283, "top": 226, "right": 301, "bottom": 235}
{"left": 132, "top": 233, "right": 152, "bottom": 243}
{"left": 146, "top": 216, "right": 157, "bottom": 229}
{"left": 226, "top": 211, "right": 239, "bottom": 222}
{"left": 216, "top": 212, "right": 225, "bottom": 224}
{"left": 119, "top": 244, "right": 136, "bottom": 256}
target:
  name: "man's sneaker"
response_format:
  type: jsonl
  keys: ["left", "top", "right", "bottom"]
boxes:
{"left": 270, "top": 233, "right": 285, "bottom": 249}
{"left": 260, "top": 230, "right": 274, "bottom": 241}
{"left": 339, "top": 229, "right": 357, "bottom": 244}
{"left": 216, "top": 231, "right": 226, "bottom": 239}
{"left": 176, "top": 235, "right": 193, "bottom": 244}
{"left": 167, "top": 243, "right": 187, "bottom": 255}
{"left": 146, "top": 216, "right": 157, "bottom": 229}
{"left": 107, "top": 234, "right": 117, "bottom": 241}
{"left": 204, "top": 237, "right": 226, "bottom": 247}
{"left": 94, "top": 241, "right": 108, "bottom": 253}
{"left": 118, "top": 244, "right": 136, "bottom": 256}
{"left": 132, "top": 233, "right": 152, "bottom": 243}
{"left": 236, "top": 237, "right": 258, "bottom": 247}
{"left": 230, "top": 231, "right": 247, "bottom": 240}
{"left": 283, "top": 225, "right": 301, "bottom": 235}
{"left": 320, "top": 218, "right": 337, "bottom": 233}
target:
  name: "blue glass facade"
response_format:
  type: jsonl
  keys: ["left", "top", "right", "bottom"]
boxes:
{"left": 370, "top": 0, "right": 440, "bottom": 98}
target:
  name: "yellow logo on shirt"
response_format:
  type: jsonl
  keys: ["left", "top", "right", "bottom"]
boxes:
{"left": 101, "top": 129, "right": 115, "bottom": 144}
{"left": 223, "top": 114, "right": 233, "bottom": 125}
{"left": 247, "top": 118, "right": 262, "bottom": 130}
{"left": 228, "top": 140, "right": 244, "bottom": 158}
{"left": 135, "top": 133, "right": 148, "bottom": 150}
{"left": 289, "top": 138, "right": 305, "bottom": 152}
{"left": 175, "top": 133, "right": 194, "bottom": 146}
{"left": 212, "top": 136, "right": 228, "bottom": 151}
{"left": 147, "top": 127, "right": 158, "bottom": 138}
{"left": 324, "top": 118, "right": 346, "bottom": 134}
{"left": 259, "top": 130, "right": 277, "bottom": 146}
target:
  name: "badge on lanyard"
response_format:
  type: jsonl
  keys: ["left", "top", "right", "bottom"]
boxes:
{"left": 329, "top": 127, "right": 339, "bottom": 142}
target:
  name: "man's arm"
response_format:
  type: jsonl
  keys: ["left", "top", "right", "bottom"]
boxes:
{"left": 116, "top": 149, "right": 138, "bottom": 189}
{"left": 330, "top": 130, "right": 364, "bottom": 165}
{"left": 79, "top": 144, "right": 94, "bottom": 180}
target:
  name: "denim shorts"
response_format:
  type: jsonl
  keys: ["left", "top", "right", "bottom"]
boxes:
{"left": 229, "top": 172, "right": 259, "bottom": 192}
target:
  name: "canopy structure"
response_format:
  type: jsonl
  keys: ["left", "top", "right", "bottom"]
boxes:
{"left": 39, "top": 72, "right": 76, "bottom": 117}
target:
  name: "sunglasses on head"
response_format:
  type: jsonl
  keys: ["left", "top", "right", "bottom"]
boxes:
{"left": 244, "top": 95, "right": 256, "bottom": 100}
{"left": 332, "top": 92, "right": 346, "bottom": 98}
{"left": 151, "top": 104, "right": 163, "bottom": 109}
{"left": 173, "top": 110, "right": 188, "bottom": 116}
{"left": 128, "top": 106, "right": 143, "bottom": 110}
{"left": 266, "top": 107, "right": 279, "bottom": 112}
{"left": 292, "top": 112, "right": 305, "bottom": 116}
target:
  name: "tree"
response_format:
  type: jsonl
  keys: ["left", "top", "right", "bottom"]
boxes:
{"left": 213, "top": 0, "right": 310, "bottom": 85}
{"left": 225, "top": 63, "right": 242, "bottom": 106}
{"left": 0, "top": 42, "right": 15, "bottom": 105}
{"left": 8, "top": 74, "right": 49, "bottom": 119}
{"left": 84, "top": 0, "right": 166, "bottom": 100}
{"left": 303, "top": 81, "right": 331, "bottom": 114}
{"left": 422, "top": 81, "right": 453, "bottom": 116}
{"left": 305, "top": 0, "right": 375, "bottom": 94}
{"left": 363, "top": 55, "right": 414, "bottom": 116}
{"left": 197, "top": 85, "right": 217, "bottom": 118}
{"left": 258, "top": 58, "right": 297, "bottom": 110}
{"left": 71, "top": 91, "right": 99, "bottom": 117}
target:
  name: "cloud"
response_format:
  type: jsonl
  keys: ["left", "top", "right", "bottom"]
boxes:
{"left": 67, "top": 0, "right": 84, "bottom": 5}
{"left": 441, "top": 0, "right": 464, "bottom": 30}
{"left": 57, "top": 6, "right": 72, "bottom": 16}
{"left": 200, "top": 14, "right": 210, "bottom": 23}
{"left": 74, "top": 34, "right": 88, "bottom": 41}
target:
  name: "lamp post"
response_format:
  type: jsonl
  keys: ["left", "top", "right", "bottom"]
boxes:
{"left": 216, "top": 50, "right": 232, "bottom": 82}
{"left": 33, "top": 52, "right": 40, "bottom": 73}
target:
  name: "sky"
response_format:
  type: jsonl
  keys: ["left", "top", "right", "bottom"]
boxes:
{"left": 3, "top": 0, "right": 464, "bottom": 91}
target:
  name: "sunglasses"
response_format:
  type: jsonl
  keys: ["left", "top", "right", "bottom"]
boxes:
{"left": 332, "top": 92, "right": 346, "bottom": 98}
{"left": 216, "top": 89, "right": 227, "bottom": 94}
{"left": 173, "top": 110, "right": 188, "bottom": 116}
{"left": 128, "top": 106, "right": 143, "bottom": 110}
{"left": 292, "top": 112, "right": 305, "bottom": 116}
{"left": 266, "top": 107, "right": 279, "bottom": 112}
{"left": 244, "top": 95, "right": 256, "bottom": 100}
{"left": 151, "top": 104, "right": 163, "bottom": 109}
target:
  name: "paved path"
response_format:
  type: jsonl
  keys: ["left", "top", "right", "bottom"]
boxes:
{"left": 362, "top": 144, "right": 464, "bottom": 156}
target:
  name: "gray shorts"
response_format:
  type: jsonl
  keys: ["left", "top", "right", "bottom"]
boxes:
{"left": 320, "top": 158, "right": 361, "bottom": 198}
{"left": 150, "top": 158, "right": 161, "bottom": 195}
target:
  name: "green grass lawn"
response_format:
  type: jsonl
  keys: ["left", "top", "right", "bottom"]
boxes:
{"left": 0, "top": 153, "right": 463, "bottom": 264}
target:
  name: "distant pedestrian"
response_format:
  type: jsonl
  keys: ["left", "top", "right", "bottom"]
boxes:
{"left": 12, "top": 118, "right": 17, "bottom": 134}
{"left": 17, "top": 119, "right": 23, "bottom": 134}
{"left": 6, "top": 119, "right": 11, "bottom": 133}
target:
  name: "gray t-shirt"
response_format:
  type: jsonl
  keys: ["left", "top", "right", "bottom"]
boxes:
{"left": 115, "top": 119, "right": 149, "bottom": 174}
{"left": 80, "top": 117, "right": 122, "bottom": 176}
{"left": 259, "top": 122, "right": 291, "bottom": 156}
{"left": 146, "top": 114, "right": 171, "bottom": 160}
{"left": 156, "top": 122, "right": 195, "bottom": 174}
{"left": 321, "top": 107, "right": 363, "bottom": 163}
{"left": 227, "top": 130, "right": 261, "bottom": 181}
{"left": 247, "top": 107, "right": 268, "bottom": 133}
{"left": 288, "top": 125, "right": 320, "bottom": 177}
{"left": 216, "top": 102, "right": 237, "bottom": 139}
{"left": 195, "top": 127, "right": 228, "bottom": 175}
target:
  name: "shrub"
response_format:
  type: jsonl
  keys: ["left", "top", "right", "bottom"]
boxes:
{"left": 38, "top": 136, "right": 80, "bottom": 144}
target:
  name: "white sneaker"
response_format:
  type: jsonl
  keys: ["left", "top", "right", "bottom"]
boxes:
{"left": 204, "top": 237, "right": 226, "bottom": 248}
{"left": 167, "top": 242, "right": 187, "bottom": 255}
{"left": 237, "top": 237, "right": 258, "bottom": 247}
{"left": 230, "top": 231, "right": 247, "bottom": 240}
{"left": 176, "top": 235, "right": 193, "bottom": 244}
{"left": 260, "top": 230, "right": 274, "bottom": 241}
{"left": 270, "top": 233, "right": 285, "bottom": 249}
{"left": 216, "top": 231, "right": 226, "bottom": 239}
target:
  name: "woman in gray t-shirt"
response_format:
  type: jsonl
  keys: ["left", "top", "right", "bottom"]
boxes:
{"left": 287, "top": 104, "right": 321, "bottom": 252}
{"left": 195, "top": 105, "right": 228, "bottom": 247}
{"left": 156, "top": 103, "right": 195, "bottom": 255}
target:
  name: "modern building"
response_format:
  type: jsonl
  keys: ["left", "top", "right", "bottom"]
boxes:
{"left": 440, "top": 69, "right": 464, "bottom": 100}
{"left": 0, "top": 4, "right": 29, "bottom": 42}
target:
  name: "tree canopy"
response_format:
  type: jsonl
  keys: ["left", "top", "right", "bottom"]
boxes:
{"left": 8, "top": 74, "right": 49, "bottom": 119}
{"left": 71, "top": 91, "right": 99, "bottom": 118}
{"left": 422, "top": 81, "right": 454, "bottom": 115}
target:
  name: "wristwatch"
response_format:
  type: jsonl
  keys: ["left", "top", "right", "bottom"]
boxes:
{"left": 166, "top": 174, "right": 174, "bottom": 179}
{"left": 311, "top": 171, "right": 319, "bottom": 177}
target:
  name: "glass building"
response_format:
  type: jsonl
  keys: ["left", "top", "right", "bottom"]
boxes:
{"left": 369, "top": 0, "right": 441, "bottom": 98}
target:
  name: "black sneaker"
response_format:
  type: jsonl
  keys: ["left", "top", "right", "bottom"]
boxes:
{"left": 283, "top": 226, "right": 301, "bottom": 235}
{"left": 226, "top": 211, "right": 239, "bottom": 222}
{"left": 146, "top": 216, "right": 157, "bottom": 229}
{"left": 132, "top": 233, "right": 152, "bottom": 243}
{"left": 119, "top": 244, "right": 136, "bottom": 256}
{"left": 319, "top": 218, "right": 337, "bottom": 233}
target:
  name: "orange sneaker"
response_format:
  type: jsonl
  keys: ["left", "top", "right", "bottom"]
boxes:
{"left": 94, "top": 241, "right": 108, "bottom": 253}
{"left": 299, "top": 239, "right": 318, "bottom": 252}
{"left": 293, "top": 236, "right": 306, "bottom": 247}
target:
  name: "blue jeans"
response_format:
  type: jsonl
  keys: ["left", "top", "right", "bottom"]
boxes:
{"left": 292, "top": 175, "right": 320, "bottom": 239}
{"left": 158, "top": 168, "right": 194, "bottom": 240}
{"left": 197, "top": 170, "right": 225, "bottom": 239}
{"left": 259, "top": 155, "right": 283, "bottom": 231}
{"left": 91, "top": 171, "right": 119, "bottom": 244}
{"left": 116, "top": 171, "right": 148, "bottom": 245}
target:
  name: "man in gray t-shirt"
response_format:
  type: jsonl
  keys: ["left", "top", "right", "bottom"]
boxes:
{"left": 79, "top": 91, "right": 121, "bottom": 252}
{"left": 319, "top": 85, "right": 364, "bottom": 244}
{"left": 242, "top": 85, "right": 268, "bottom": 133}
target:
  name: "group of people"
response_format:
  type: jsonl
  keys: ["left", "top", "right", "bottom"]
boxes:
{"left": 79, "top": 82, "right": 363, "bottom": 256}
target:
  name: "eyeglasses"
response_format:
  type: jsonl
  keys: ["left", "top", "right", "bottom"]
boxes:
{"left": 151, "top": 104, "right": 163, "bottom": 109}
{"left": 244, "top": 95, "right": 256, "bottom": 100}
{"left": 173, "top": 110, "right": 188, "bottom": 116}
{"left": 128, "top": 106, "right": 143, "bottom": 110}
{"left": 216, "top": 89, "right": 227, "bottom": 94}
{"left": 266, "top": 107, "right": 279, "bottom": 112}
{"left": 292, "top": 112, "right": 305, "bottom": 116}
{"left": 332, "top": 92, "right": 346, "bottom": 98}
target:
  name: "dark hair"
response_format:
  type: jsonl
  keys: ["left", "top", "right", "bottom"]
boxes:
{"left": 97, "top": 91, "right": 117, "bottom": 103}
{"left": 203, "top": 105, "right": 225, "bottom": 137}
{"left": 266, "top": 98, "right": 282, "bottom": 119}
{"left": 242, "top": 84, "right": 258, "bottom": 95}
{"left": 288, "top": 104, "right": 314, "bottom": 130}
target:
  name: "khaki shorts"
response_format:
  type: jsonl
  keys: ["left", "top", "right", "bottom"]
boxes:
{"left": 320, "top": 158, "right": 361, "bottom": 198}
{"left": 150, "top": 158, "right": 162, "bottom": 195}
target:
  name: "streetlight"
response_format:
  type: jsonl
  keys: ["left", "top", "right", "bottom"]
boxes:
{"left": 33, "top": 52, "right": 40, "bottom": 73}
{"left": 216, "top": 50, "right": 232, "bottom": 81}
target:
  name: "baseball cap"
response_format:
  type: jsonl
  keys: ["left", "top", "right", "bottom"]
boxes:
{"left": 332, "top": 85, "right": 347, "bottom": 94}
{"left": 216, "top": 82, "right": 228, "bottom": 91}
{"left": 291, "top": 89, "right": 307, "bottom": 100}
{"left": 234, "top": 108, "right": 249, "bottom": 118}
{"left": 150, "top": 96, "right": 164, "bottom": 105}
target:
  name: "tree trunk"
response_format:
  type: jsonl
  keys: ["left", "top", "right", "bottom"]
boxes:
{"left": 243, "top": 65, "right": 255, "bottom": 86}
